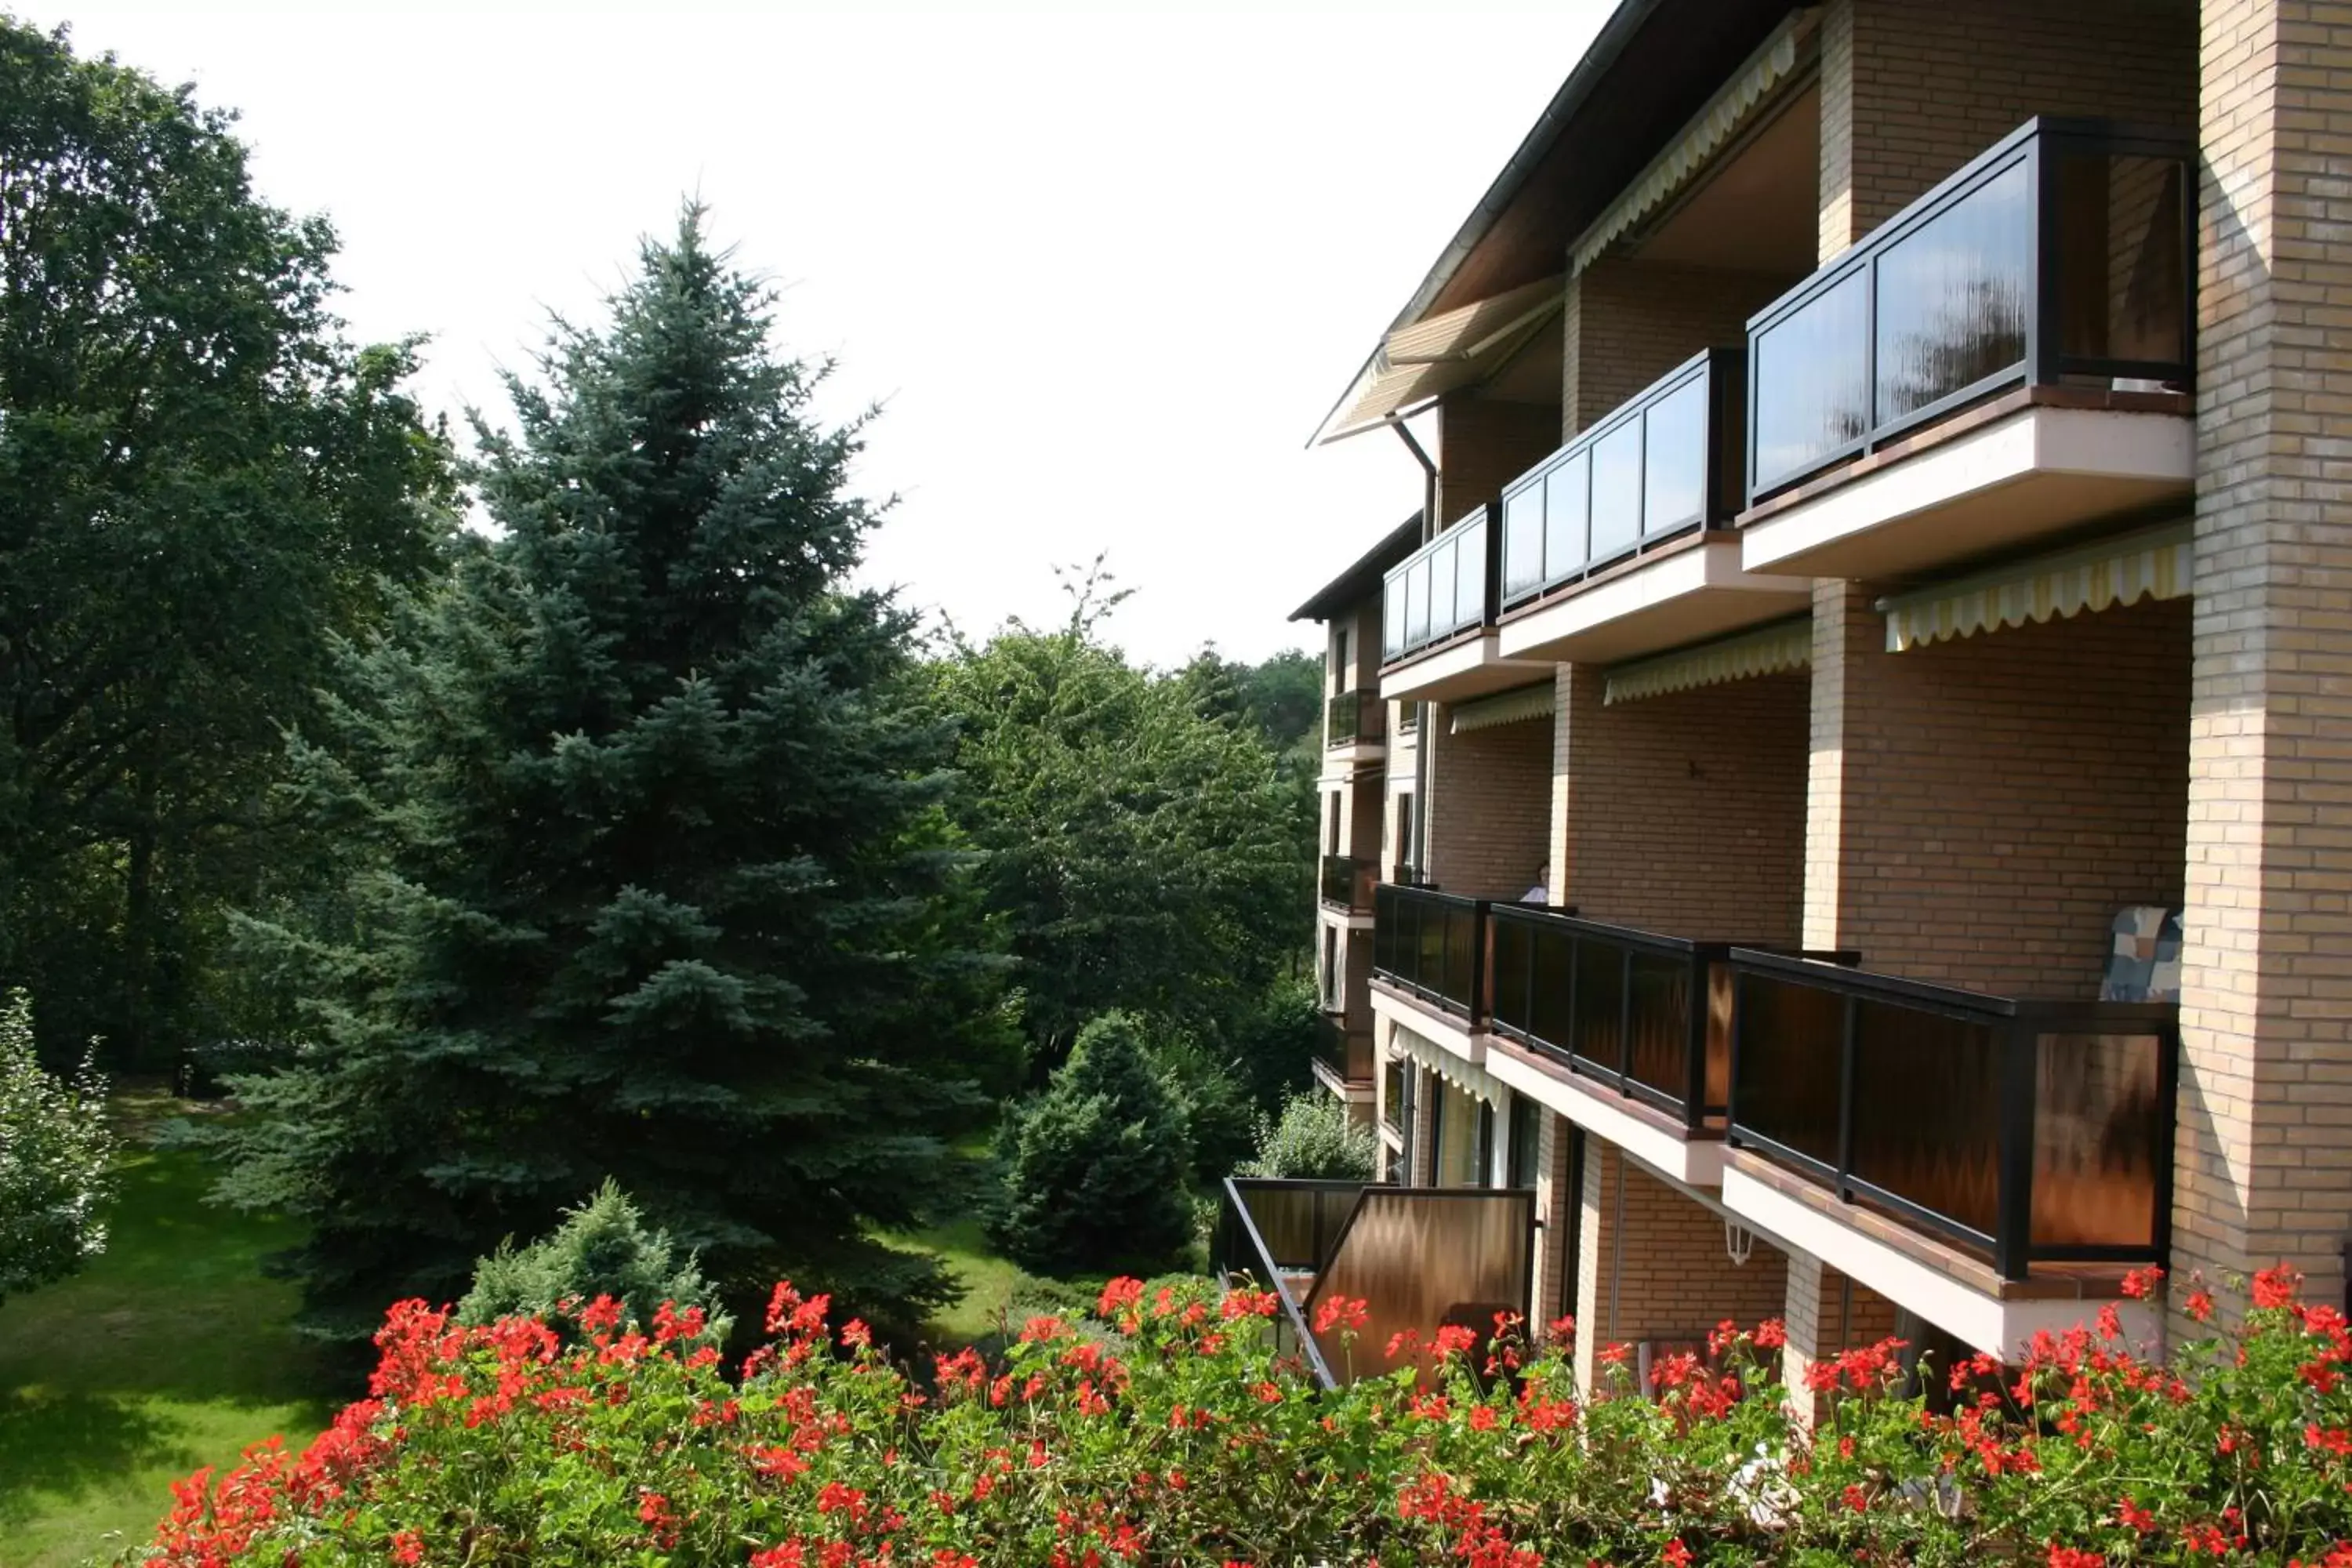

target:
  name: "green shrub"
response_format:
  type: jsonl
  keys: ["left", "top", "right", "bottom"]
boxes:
{"left": 0, "top": 989, "right": 115, "bottom": 1307}
{"left": 1141, "top": 1020, "right": 1256, "bottom": 1184}
{"left": 1239, "top": 1091, "right": 1377, "bottom": 1181}
{"left": 988, "top": 1011, "right": 1192, "bottom": 1276}
{"left": 456, "top": 1181, "right": 723, "bottom": 1336}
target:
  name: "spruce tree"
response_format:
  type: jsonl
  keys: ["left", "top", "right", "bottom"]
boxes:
{"left": 990, "top": 1012, "right": 1195, "bottom": 1276}
{"left": 212, "top": 210, "right": 1004, "bottom": 1340}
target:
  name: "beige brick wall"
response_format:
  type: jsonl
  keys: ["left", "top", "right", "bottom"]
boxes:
{"left": 1563, "top": 258, "right": 1795, "bottom": 437}
{"left": 1817, "top": 0, "right": 2198, "bottom": 258}
{"left": 1782, "top": 1250, "right": 1902, "bottom": 1419}
{"left": 1425, "top": 711, "right": 1552, "bottom": 901}
{"left": 2172, "top": 0, "right": 2352, "bottom": 1306}
{"left": 1573, "top": 1144, "right": 1791, "bottom": 1395}
{"left": 1804, "top": 588, "right": 2192, "bottom": 996}
{"left": 1554, "top": 662, "right": 1809, "bottom": 943}
{"left": 1437, "top": 394, "right": 1563, "bottom": 527}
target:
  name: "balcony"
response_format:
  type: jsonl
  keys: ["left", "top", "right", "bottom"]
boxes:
{"left": 1739, "top": 119, "right": 2196, "bottom": 581}
{"left": 1315, "top": 1015, "right": 1375, "bottom": 1096}
{"left": 1324, "top": 689, "right": 1385, "bottom": 754}
{"left": 1319, "top": 854, "right": 1377, "bottom": 917}
{"left": 1379, "top": 509, "right": 1552, "bottom": 703}
{"left": 1369, "top": 884, "right": 1486, "bottom": 1023}
{"left": 1481, "top": 907, "right": 1847, "bottom": 1186}
{"left": 1720, "top": 949, "right": 2176, "bottom": 1352}
{"left": 1213, "top": 1178, "right": 1536, "bottom": 1388}
{"left": 1494, "top": 351, "right": 1809, "bottom": 665}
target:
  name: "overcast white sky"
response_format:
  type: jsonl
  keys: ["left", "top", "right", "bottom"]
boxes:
{"left": 34, "top": 5, "right": 1610, "bottom": 666}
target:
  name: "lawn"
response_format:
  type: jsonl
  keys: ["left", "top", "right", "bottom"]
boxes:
{"left": 0, "top": 1094, "right": 338, "bottom": 1568}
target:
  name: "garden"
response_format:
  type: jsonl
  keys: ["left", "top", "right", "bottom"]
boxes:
{"left": 132, "top": 1265, "right": 2352, "bottom": 1566}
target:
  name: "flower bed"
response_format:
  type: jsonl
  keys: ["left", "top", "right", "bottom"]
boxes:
{"left": 136, "top": 1269, "right": 2352, "bottom": 1566}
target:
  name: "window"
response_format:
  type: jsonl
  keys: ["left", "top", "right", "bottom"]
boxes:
{"left": 1475, "top": 1101, "right": 1497, "bottom": 1188}
{"left": 1508, "top": 1094, "right": 1541, "bottom": 1189}
{"left": 1326, "top": 792, "right": 1342, "bottom": 855}
{"left": 1394, "top": 792, "right": 1417, "bottom": 875}
{"left": 1320, "top": 926, "right": 1339, "bottom": 1009}
{"left": 1336, "top": 625, "right": 1353, "bottom": 685}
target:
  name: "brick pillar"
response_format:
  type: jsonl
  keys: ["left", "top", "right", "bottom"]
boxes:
{"left": 1528, "top": 1109, "right": 1576, "bottom": 1328}
{"left": 1781, "top": 1251, "right": 1901, "bottom": 1425}
{"left": 2173, "top": 0, "right": 2352, "bottom": 1307}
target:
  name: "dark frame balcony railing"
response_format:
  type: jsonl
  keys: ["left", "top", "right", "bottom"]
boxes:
{"left": 1316, "top": 1014, "right": 1374, "bottom": 1085}
{"left": 1500, "top": 348, "right": 1747, "bottom": 609}
{"left": 1724, "top": 949, "right": 2179, "bottom": 1281}
{"left": 1381, "top": 506, "right": 1498, "bottom": 666}
{"left": 1320, "top": 854, "right": 1377, "bottom": 914}
{"left": 1325, "top": 688, "right": 1385, "bottom": 749}
{"left": 1370, "top": 884, "right": 1486, "bottom": 1020}
{"left": 1213, "top": 1178, "right": 1536, "bottom": 1388}
{"left": 1486, "top": 907, "right": 1850, "bottom": 1134}
{"left": 1745, "top": 118, "right": 2195, "bottom": 503}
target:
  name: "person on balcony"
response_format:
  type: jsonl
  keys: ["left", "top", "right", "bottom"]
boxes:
{"left": 1520, "top": 864, "right": 1549, "bottom": 906}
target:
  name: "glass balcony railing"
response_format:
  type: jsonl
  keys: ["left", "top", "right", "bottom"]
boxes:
{"left": 1324, "top": 689, "right": 1384, "bottom": 749}
{"left": 1381, "top": 507, "right": 1497, "bottom": 665}
{"left": 1213, "top": 1178, "right": 1535, "bottom": 1388}
{"left": 1486, "top": 909, "right": 1849, "bottom": 1134}
{"left": 1317, "top": 1015, "right": 1374, "bottom": 1085}
{"left": 1725, "top": 950, "right": 2178, "bottom": 1281}
{"left": 1370, "top": 884, "right": 1486, "bottom": 1020}
{"left": 1745, "top": 118, "right": 2194, "bottom": 503}
{"left": 1320, "top": 854, "right": 1376, "bottom": 914}
{"left": 1500, "top": 349, "right": 1746, "bottom": 607}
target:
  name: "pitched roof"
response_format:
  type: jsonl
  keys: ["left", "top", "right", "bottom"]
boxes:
{"left": 1289, "top": 512, "right": 1424, "bottom": 622}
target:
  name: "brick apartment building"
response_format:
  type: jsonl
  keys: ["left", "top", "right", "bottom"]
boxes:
{"left": 1234, "top": 0, "right": 2352, "bottom": 1399}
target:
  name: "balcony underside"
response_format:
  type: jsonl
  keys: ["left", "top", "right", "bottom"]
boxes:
{"left": 1368, "top": 982, "right": 1483, "bottom": 1065}
{"left": 1497, "top": 535, "right": 1812, "bottom": 665}
{"left": 1738, "top": 395, "right": 2193, "bottom": 581}
{"left": 1379, "top": 631, "right": 1553, "bottom": 705}
{"left": 1484, "top": 1036, "right": 1726, "bottom": 1189}
{"left": 1721, "top": 1155, "right": 2154, "bottom": 1358}
{"left": 1321, "top": 739, "right": 1385, "bottom": 775}
{"left": 1311, "top": 1057, "right": 1375, "bottom": 1102}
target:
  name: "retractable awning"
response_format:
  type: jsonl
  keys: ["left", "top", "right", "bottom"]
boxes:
{"left": 1601, "top": 616, "right": 1812, "bottom": 705}
{"left": 1450, "top": 681, "right": 1555, "bottom": 734}
{"left": 1877, "top": 519, "right": 2192, "bottom": 652}
{"left": 1312, "top": 276, "right": 1565, "bottom": 445}
{"left": 1388, "top": 1023, "right": 1507, "bottom": 1109}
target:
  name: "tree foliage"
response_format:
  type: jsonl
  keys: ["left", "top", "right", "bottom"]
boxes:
{"left": 458, "top": 1181, "right": 723, "bottom": 1338}
{"left": 205, "top": 209, "right": 1004, "bottom": 1341}
{"left": 1237, "top": 1091, "right": 1377, "bottom": 1181}
{"left": 989, "top": 1012, "right": 1194, "bottom": 1276}
{"left": 0, "top": 20, "right": 456, "bottom": 1068}
{"left": 935, "top": 586, "right": 1312, "bottom": 1061}
{"left": 0, "top": 989, "right": 115, "bottom": 1306}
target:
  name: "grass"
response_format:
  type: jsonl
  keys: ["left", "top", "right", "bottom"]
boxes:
{"left": 0, "top": 1091, "right": 336, "bottom": 1568}
{"left": 881, "top": 1135, "right": 1098, "bottom": 1351}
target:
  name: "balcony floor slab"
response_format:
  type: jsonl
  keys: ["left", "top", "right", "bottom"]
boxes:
{"left": 1738, "top": 395, "right": 2193, "bottom": 582}
{"left": 1311, "top": 1058, "right": 1375, "bottom": 1102}
{"left": 1367, "top": 982, "right": 1484, "bottom": 1065}
{"left": 1483, "top": 1036, "right": 1727, "bottom": 1189}
{"left": 1497, "top": 535, "right": 1812, "bottom": 665}
{"left": 1720, "top": 1154, "right": 2155, "bottom": 1359}
{"left": 1378, "top": 632, "right": 1554, "bottom": 705}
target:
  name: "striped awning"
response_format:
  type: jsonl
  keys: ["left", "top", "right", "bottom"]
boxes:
{"left": 1313, "top": 277, "right": 1566, "bottom": 445}
{"left": 1878, "top": 520, "right": 2193, "bottom": 652}
{"left": 1450, "top": 681, "right": 1555, "bottom": 735}
{"left": 1386, "top": 1023, "right": 1507, "bottom": 1109}
{"left": 1570, "top": 13, "right": 1818, "bottom": 273}
{"left": 1602, "top": 616, "right": 1812, "bottom": 706}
